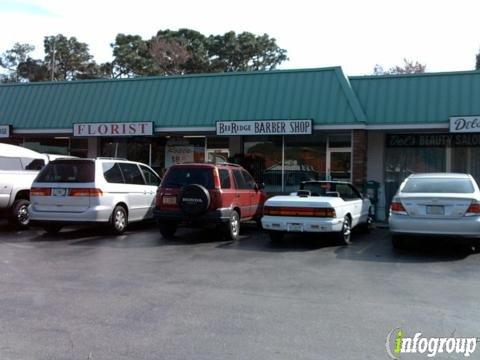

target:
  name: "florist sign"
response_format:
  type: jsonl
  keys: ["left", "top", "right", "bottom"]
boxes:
{"left": 73, "top": 122, "right": 154, "bottom": 137}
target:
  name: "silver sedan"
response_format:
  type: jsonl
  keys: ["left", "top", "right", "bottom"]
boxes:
{"left": 389, "top": 173, "right": 480, "bottom": 248}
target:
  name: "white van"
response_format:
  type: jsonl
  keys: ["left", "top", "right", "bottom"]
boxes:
{"left": 29, "top": 158, "right": 161, "bottom": 234}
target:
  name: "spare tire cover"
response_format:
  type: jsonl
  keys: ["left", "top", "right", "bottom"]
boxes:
{"left": 179, "top": 184, "right": 211, "bottom": 216}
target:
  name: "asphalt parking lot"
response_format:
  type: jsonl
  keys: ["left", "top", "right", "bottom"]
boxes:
{"left": 0, "top": 221, "right": 479, "bottom": 360}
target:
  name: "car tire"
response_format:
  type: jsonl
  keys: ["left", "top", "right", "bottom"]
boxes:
{"left": 42, "top": 224, "right": 63, "bottom": 234}
{"left": 224, "top": 210, "right": 240, "bottom": 241}
{"left": 158, "top": 221, "right": 177, "bottom": 239}
{"left": 269, "top": 231, "right": 284, "bottom": 242}
{"left": 392, "top": 234, "right": 407, "bottom": 250}
{"left": 110, "top": 205, "right": 128, "bottom": 235}
{"left": 10, "top": 199, "right": 30, "bottom": 228}
{"left": 359, "top": 214, "right": 374, "bottom": 233}
{"left": 335, "top": 216, "right": 352, "bottom": 245}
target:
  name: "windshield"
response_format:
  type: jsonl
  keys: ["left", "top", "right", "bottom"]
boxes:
{"left": 162, "top": 167, "right": 214, "bottom": 189}
{"left": 401, "top": 178, "right": 475, "bottom": 193}
{"left": 35, "top": 160, "right": 95, "bottom": 183}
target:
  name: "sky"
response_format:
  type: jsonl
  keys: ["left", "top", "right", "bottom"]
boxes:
{"left": 1, "top": 0, "right": 480, "bottom": 76}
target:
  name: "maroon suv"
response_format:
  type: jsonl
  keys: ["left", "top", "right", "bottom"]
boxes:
{"left": 153, "top": 163, "right": 266, "bottom": 240}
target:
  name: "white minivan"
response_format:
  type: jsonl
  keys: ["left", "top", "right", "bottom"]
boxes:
{"left": 29, "top": 158, "right": 161, "bottom": 234}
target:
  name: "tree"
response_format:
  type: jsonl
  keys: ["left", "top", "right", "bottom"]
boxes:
{"left": 0, "top": 43, "right": 35, "bottom": 82}
{"left": 112, "top": 29, "right": 288, "bottom": 77}
{"left": 110, "top": 34, "right": 155, "bottom": 78}
{"left": 44, "top": 34, "right": 97, "bottom": 80}
{"left": 373, "top": 58, "right": 426, "bottom": 75}
{"left": 150, "top": 36, "right": 191, "bottom": 75}
{"left": 475, "top": 50, "right": 480, "bottom": 70}
{"left": 208, "top": 31, "right": 288, "bottom": 72}
{"left": 17, "top": 58, "right": 49, "bottom": 82}
{"left": 153, "top": 29, "right": 210, "bottom": 73}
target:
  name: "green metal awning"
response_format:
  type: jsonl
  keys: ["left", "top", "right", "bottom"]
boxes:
{"left": 0, "top": 67, "right": 366, "bottom": 132}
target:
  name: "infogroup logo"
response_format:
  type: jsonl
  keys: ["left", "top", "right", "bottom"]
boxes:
{"left": 385, "top": 328, "right": 478, "bottom": 359}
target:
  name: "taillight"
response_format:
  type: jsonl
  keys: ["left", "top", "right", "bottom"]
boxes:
{"left": 263, "top": 206, "right": 336, "bottom": 218}
{"left": 31, "top": 187, "right": 51, "bottom": 196}
{"left": 209, "top": 189, "right": 222, "bottom": 209}
{"left": 212, "top": 168, "right": 221, "bottom": 189}
{"left": 68, "top": 188, "right": 103, "bottom": 197}
{"left": 465, "top": 200, "right": 480, "bottom": 216}
{"left": 390, "top": 201, "right": 407, "bottom": 215}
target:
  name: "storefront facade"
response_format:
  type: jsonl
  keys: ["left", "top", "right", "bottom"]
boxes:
{"left": 2, "top": 68, "right": 480, "bottom": 221}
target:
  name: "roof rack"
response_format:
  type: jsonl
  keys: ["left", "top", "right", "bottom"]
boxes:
{"left": 177, "top": 161, "right": 242, "bottom": 167}
{"left": 95, "top": 157, "right": 128, "bottom": 160}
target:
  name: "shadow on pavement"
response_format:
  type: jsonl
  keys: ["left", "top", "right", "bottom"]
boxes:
{"left": 217, "top": 224, "right": 344, "bottom": 252}
{"left": 334, "top": 229, "right": 476, "bottom": 263}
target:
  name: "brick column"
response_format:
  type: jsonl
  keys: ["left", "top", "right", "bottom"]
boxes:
{"left": 352, "top": 130, "right": 367, "bottom": 190}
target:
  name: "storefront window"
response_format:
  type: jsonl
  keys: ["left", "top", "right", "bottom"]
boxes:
{"left": 243, "top": 137, "right": 282, "bottom": 193}
{"left": 385, "top": 143, "right": 446, "bottom": 212}
{"left": 452, "top": 147, "right": 480, "bottom": 184}
{"left": 284, "top": 134, "right": 327, "bottom": 192}
{"left": 206, "top": 137, "right": 230, "bottom": 163}
{"left": 243, "top": 134, "right": 332, "bottom": 194}
{"left": 385, "top": 147, "right": 446, "bottom": 183}
{"left": 101, "top": 138, "right": 152, "bottom": 166}
{"left": 24, "top": 137, "right": 69, "bottom": 155}
{"left": 70, "top": 139, "right": 88, "bottom": 158}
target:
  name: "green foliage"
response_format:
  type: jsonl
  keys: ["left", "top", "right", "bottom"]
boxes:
{"left": 17, "top": 58, "right": 49, "bottom": 82}
{"left": 0, "top": 43, "right": 35, "bottom": 82}
{"left": 374, "top": 59, "right": 426, "bottom": 75}
{"left": 208, "top": 31, "right": 287, "bottom": 72}
{"left": 110, "top": 34, "right": 155, "bottom": 77}
{"left": 0, "top": 29, "right": 288, "bottom": 82}
{"left": 44, "top": 34, "right": 97, "bottom": 80}
{"left": 115, "top": 29, "right": 288, "bottom": 77}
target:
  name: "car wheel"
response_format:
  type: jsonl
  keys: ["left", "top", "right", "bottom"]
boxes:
{"left": 10, "top": 199, "right": 30, "bottom": 228}
{"left": 224, "top": 210, "right": 240, "bottom": 241}
{"left": 42, "top": 224, "right": 63, "bottom": 234}
{"left": 110, "top": 205, "right": 128, "bottom": 235}
{"left": 269, "top": 231, "right": 284, "bottom": 242}
{"left": 158, "top": 221, "right": 177, "bottom": 239}
{"left": 392, "top": 234, "right": 407, "bottom": 250}
{"left": 336, "top": 216, "right": 352, "bottom": 245}
{"left": 359, "top": 214, "right": 374, "bottom": 233}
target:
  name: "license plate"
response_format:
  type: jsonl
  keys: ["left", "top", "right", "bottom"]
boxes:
{"left": 287, "top": 223, "right": 303, "bottom": 232}
{"left": 52, "top": 188, "right": 66, "bottom": 197}
{"left": 163, "top": 196, "right": 176, "bottom": 205}
{"left": 426, "top": 205, "right": 444, "bottom": 215}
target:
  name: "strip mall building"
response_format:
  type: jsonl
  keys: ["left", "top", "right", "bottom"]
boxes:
{"left": 2, "top": 67, "right": 480, "bottom": 221}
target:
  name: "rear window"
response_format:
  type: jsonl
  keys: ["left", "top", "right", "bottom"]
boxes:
{"left": 35, "top": 160, "right": 95, "bottom": 183}
{"left": 162, "top": 167, "right": 214, "bottom": 189}
{"left": 402, "top": 178, "right": 475, "bottom": 194}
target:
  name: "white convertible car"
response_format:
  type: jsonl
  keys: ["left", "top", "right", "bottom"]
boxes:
{"left": 261, "top": 181, "right": 373, "bottom": 244}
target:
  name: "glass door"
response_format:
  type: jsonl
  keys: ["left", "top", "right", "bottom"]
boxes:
{"left": 327, "top": 149, "right": 351, "bottom": 181}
